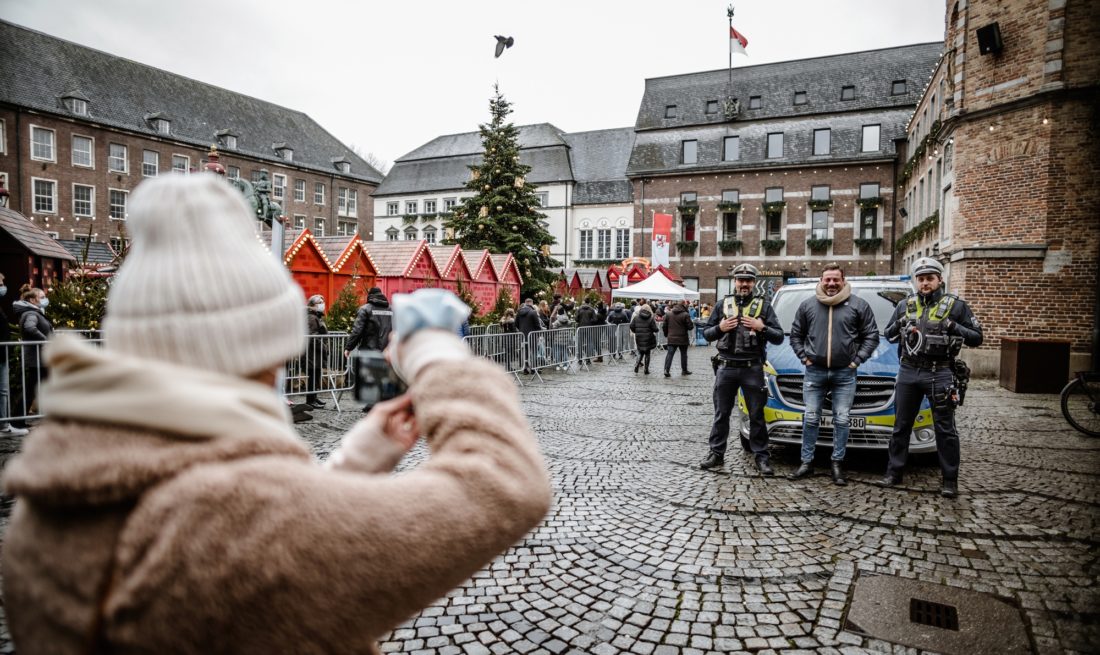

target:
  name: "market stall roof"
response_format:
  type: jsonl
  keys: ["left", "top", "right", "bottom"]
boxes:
{"left": 612, "top": 271, "right": 699, "bottom": 301}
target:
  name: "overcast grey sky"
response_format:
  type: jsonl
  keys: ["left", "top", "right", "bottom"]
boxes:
{"left": 1, "top": 0, "right": 945, "bottom": 169}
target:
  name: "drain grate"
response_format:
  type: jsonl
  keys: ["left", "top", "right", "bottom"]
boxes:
{"left": 910, "top": 598, "right": 959, "bottom": 631}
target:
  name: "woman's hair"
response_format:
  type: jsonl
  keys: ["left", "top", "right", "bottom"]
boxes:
{"left": 502, "top": 308, "right": 515, "bottom": 319}
{"left": 538, "top": 300, "right": 549, "bottom": 312}
{"left": 20, "top": 284, "right": 41, "bottom": 302}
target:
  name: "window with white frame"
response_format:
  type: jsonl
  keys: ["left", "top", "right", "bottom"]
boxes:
{"left": 337, "top": 188, "right": 348, "bottom": 215}
{"left": 423, "top": 199, "right": 437, "bottom": 214}
{"left": 293, "top": 214, "right": 306, "bottom": 229}
{"left": 338, "top": 161, "right": 350, "bottom": 173}
{"left": 172, "top": 155, "right": 189, "bottom": 174}
{"left": 68, "top": 98, "right": 88, "bottom": 116}
{"left": 811, "top": 185, "right": 830, "bottom": 202}
{"left": 405, "top": 200, "right": 418, "bottom": 214}
{"left": 766, "top": 133, "right": 784, "bottom": 159}
{"left": 810, "top": 210, "right": 829, "bottom": 240}
{"left": 314, "top": 183, "right": 325, "bottom": 205}
{"left": 860, "top": 208, "right": 878, "bottom": 238}
{"left": 721, "top": 189, "right": 740, "bottom": 240}
{"left": 272, "top": 174, "right": 286, "bottom": 199}
{"left": 579, "top": 230, "right": 593, "bottom": 259}
{"left": 716, "top": 277, "right": 734, "bottom": 299}
{"left": 337, "top": 220, "right": 357, "bottom": 236}
{"left": 615, "top": 228, "right": 630, "bottom": 259}
{"left": 423, "top": 225, "right": 437, "bottom": 244}
{"left": 861, "top": 124, "right": 881, "bottom": 152}
{"left": 108, "top": 143, "right": 128, "bottom": 172}
{"left": 279, "top": 148, "right": 293, "bottom": 162}
{"left": 0, "top": 173, "right": 6, "bottom": 192}
{"left": 387, "top": 201, "right": 399, "bottom": 216}
{"left": 294, "top": 179, "right": 305, "bottom": 202}
{"left": 227, "top": 166, "right": 240, "bottom": 180}
{"left": 597, "top": 229, "right": 612, "bottom": 259}
{"left": 765, "top": 187, "right": 784, "bottom": 203}
{"left": 31, "top": 126, "right": 55, "bottom": 161}
{"left": 404, "top": 226, "right": 418, "bottom": 240}
{"left": 153, "top": 118, "right": 170, "bottom": 135}
{"left": 71, "top": 135, "right": 94, "bottom": 168}
{"left": 443, "top": 198, "right": 457, "bottom": 212}
{"left": 222, "top": 134, "right": 238, "bottom": 149}
{"left": 860, "top": 182, "right": 880, "bottom": 199}
{"left": 386, "top": 227, "right": 399, "bottom": 241}
{"left": 44, "top": 231, "right": 60, "bottom": 239}
{"left": 347, "top": 189, "right": 357, "bottom": 216}
{"left": 142, "top": 150, "right": 159, "bottom": 177}
{"left": 0, "top": 119, "right": 5, "bottom": 154}
{"left": 74, "top": 234, "right": 92, "bottom": 245}
{"left": 109, "top": 236, "right": 129, "bottom": 253}
{"left": 73, "top": 184, "right": 94, "bottom": 217}
{"left": 723, "top": 136, "right": 740, "bottom": 161}
{"left": 109, "top": 189, "right": 128, "bottom": 219}
{"left": 536, "top": 192, "right": 548, "bottom": 207}
{"left": 314, "top": 217, "right": 325, "bottom": 236}
{"left": 32, "top": 178, "right": 57, "bottom": 213}
{"left": 812, "top": 128, "right": 830, "bottom": 156}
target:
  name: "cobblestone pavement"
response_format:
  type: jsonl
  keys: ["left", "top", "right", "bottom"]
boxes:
{"left": 0, "top": 348, "right": 1097, "bottom": 653}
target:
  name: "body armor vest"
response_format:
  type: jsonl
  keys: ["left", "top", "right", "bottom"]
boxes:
{"left": 903, "top": 294, "right": 960, "bottom": 360}
{"left": 722, "top": 295, "right": 764, "bottom": 357}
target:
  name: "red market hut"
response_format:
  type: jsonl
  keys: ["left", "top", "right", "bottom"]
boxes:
{"left": 606, "top": 264, "right": 624, "bottom": 289}
{"left": 315, "top": 235, "right": 378, "bottom": 303}
{"left": 363, "top": 240, "right": 443, "bottom": 298}
{"left": 426, "top": 244, "right": 471, "bottom": 295}
{"left": 489, "top": 254, "right": 522, "bottom": 305}
{"left": 278, "top": 229, "right": 331, "bottom": 301}
{"left": 462, "top": 249, "right": 499, "bottom": 312}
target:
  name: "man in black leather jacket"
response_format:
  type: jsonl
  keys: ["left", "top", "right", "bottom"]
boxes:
{"left": 878, "top": 258, "right": 983, "bottom": 498}
{"left": 700, "top": 264, "right": 784, "bottom": 475}
{"left": 787, "top": 264, "right": 880, "bottom": 485}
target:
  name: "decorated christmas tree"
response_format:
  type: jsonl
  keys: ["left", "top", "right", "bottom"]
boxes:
{"left": 448, "top": 85, "right": 559, "bottom": 296}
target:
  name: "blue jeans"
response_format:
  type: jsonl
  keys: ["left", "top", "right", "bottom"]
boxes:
{"left": 800, "top": 365, "right": 858, "bottom": 462}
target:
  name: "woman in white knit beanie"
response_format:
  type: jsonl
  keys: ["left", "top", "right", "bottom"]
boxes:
{"left": 1, "top": 174, "right": 551, "bottom": 654}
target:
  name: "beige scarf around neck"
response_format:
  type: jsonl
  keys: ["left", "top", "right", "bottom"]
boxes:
{"left": 815, "top": 281, "right": 852, "bottom": 306}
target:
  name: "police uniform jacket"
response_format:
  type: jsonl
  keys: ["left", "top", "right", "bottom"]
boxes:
{"left": 883, "top": 287, "right": 983, "bottom": 362}
{"left": 703, "top": 294, "right": 783, "bottom": 361}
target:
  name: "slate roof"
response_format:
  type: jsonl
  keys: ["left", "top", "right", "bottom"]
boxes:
{"left": 374, "top": 124, "right": 575, "bottom": 196}
{"left": 0, "top": 20, "right": 383, "bottom": 184}
{"left": 627, "top": 42, "right": 942, "bottom": 175}
{"left": 0, "top": 206, "right": 75, "bottom": 261}
{"left": 562, "top": 128, "right": 636, "bottom": 205}
{"left": 57, "top": 239, "right": 117, "bottom": 265}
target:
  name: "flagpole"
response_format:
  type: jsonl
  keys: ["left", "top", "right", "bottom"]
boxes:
{"left": 727, "top": 5, "right": 734, "bottom": 88}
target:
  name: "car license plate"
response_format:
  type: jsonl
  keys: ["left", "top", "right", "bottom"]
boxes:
{"left": 820, "top": 416, "right": 865, "bottom": 429}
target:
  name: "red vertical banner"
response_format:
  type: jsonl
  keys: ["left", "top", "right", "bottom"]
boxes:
{"left": 652, "top": 213, "right": 672, "bottom": 267}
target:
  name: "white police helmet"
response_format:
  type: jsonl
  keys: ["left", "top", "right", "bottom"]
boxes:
{"left": 911, "top": 257, "right": 944, "bottom": 278}
{"left": 730, "top": 263, "right": 759, "bottom": 280}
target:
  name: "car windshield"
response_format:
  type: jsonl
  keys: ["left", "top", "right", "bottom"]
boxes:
{"left": 772, "top": 286, "right": 909, "bottom": 334}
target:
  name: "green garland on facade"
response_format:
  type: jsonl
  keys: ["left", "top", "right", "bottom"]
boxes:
{"left": 760, "top": 239, "right": 786, "bottom": 252}
{"left": 806, "top": 238, "right": 833, "bottom": 252}
{"left": 717, "top": 239, "right": 742, "bottom": 253}
{"left": 894, "top": 212, "right": 939, "bottom": 253}
{"left": 675, "top": 240, "right": 698, "bottom": 254}
{"left": 898, "top": 119, "right": 942, "bottom": 185}
{"left": 853, "top": 237, "right": 883, "bottom": 252}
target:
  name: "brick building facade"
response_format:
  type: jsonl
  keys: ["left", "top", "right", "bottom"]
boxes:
{"left": 625, "top": 44, "right": 942, "bottom": 303}
{"left": 895, "top": 0, "right": 1099, "bottom": 375}
{"left": 0, "top": 20, "right": 382, "bottom": 254}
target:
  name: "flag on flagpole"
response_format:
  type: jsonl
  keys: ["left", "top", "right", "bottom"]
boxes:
{"left": 730, "top": 26, "right": 749, "bottom": 56}
{"left": 652, "top": 213, "right": 672, "bottom": 267}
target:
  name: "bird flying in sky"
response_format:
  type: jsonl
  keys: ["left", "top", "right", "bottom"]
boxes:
{"left": 494, "top": 35, "right": 514, "bottom": 58}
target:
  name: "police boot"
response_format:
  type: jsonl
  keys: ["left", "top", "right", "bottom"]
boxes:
{"left": 877, "top": 473, "right": 902, "bottom": 488}
{"left": 940, "top": 479, "right": 958, "bottom": 499}
{"left": 787, "top": 462, "right": 813, "bottom": 480}
{"left": 755, "top": 457, "right": 775, "bottom": 476}
{"left": 830, "top": 461, "right": 847, "bottom": 486}
{"left": 699, "top": 452, "right": 724, "bottom": 471}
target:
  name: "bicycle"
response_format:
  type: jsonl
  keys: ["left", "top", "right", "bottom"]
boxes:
{"left": 1060, "top": 371, "right": 1100, "bottom": 437}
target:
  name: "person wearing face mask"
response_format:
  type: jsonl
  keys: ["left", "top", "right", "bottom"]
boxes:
{"left": 13, "top": 285, "right": 52, "bottom": 424}
{"left": 700, "top": 264, "right": 784, "bottom": 475}
{"left": 304, "top": 294, "right": 329, "bottom": 409}
{"left": 787, "top": 264, "right": 879, "bottom": 485}
{"left": 0, "top": 275, "right": 28, "bottom": 436}
{"left": 878, "top": 257, "right": 983, "bottom": 498}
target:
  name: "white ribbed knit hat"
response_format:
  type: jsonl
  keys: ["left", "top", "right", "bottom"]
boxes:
{"left": 102, "top": 174, "right": 306, "bottom": 377}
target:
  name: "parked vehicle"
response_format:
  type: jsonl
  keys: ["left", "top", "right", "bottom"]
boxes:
{"left": 738, "top": 276, "right": 939, "bottom": 453}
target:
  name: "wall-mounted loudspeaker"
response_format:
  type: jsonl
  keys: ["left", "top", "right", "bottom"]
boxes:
{"left": 977, "top": 23, "right": 1003, "bottom": 55}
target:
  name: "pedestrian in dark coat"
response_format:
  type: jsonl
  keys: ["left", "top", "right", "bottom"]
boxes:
{"left": 0, "top": 274, "right": 27, "bottom": 436}
{"left": 344, "top": 287, "right": 392, "bottom": 357}
{"left": 606, "top": 302, "right": 630, "bottom": 360}
{"left": 661, "top": 301, "right": 694, "bottom": 377}
{"left": 13, "top": 286, "right": 52, "bottom": 421}
{"left": 305, "top": 295, "right": 328, "bottom": 409}
{"left": 575, "top": 301, "right": 599, "bottom": 363}
{"left": 514, "top": 300, "right": 542, "bottom": 373}
{"left": 629, "top": 306, "right": 658, "bottom": 374}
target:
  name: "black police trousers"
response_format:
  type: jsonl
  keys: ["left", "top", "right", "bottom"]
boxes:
{"left": 887, "top": 363, "right": 960, "bottom": 480}
{"left": 708, "top": 362, "right": 769, "bottom": 460}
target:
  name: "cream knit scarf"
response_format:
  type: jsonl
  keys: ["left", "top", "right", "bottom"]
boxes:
{"left": 815, "top": 281, "right": 852, "bottom": 306}
{"left": 40, "top": 334, "right": 300, "bottom": 444}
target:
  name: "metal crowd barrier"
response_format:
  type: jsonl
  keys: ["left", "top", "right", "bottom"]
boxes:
{"left": 463, "top": 332, "right": 525, "bottom": 379}
{"left": 525, "top": 328, "right": 575, "bottom": 382}
{"left": 284, "top": 333, "right": 353, "bottom": 410}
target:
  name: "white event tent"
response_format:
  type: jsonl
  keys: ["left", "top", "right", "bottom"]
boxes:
{"left": 612, "top": 272, "right": 700, "bottom": 301}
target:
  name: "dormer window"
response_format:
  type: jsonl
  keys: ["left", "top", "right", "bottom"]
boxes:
{"left": 332, "top": 156, "right": 352, "bottom": 174}
{"left": 217, "top": 130, "right": 239, "bottom": 149}
{"left": 841, "top": 85, "right": 856, "bottom": 100}
{"left": 153, "top": 118, "right": 171, "bottom": 135}
{"left": 339, "top": 161, "right": 350, "bottom": 173}
{"left": 891, "top": 80, "right": 907, "bottom": 95}
{"left": 793, "top": 91, "right": 807, "bottom": 105}
{"left": 274, "top": 144, "right": 293, "bottom": 161}
{"left": 705, "top": 100, "right": 718, "bottom": 114}
{"left": 61, "top": 92, "right": 90, "bottom": 116}
{"left": 665, "top": 105, "right": 678, "bottom": 119}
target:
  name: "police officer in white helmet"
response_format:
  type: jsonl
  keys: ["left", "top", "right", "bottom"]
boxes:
{"left": 878, "top": 257, "right": 983, "bottom": 498}
{"left": 700, "top": 263, "right": 784, "bottom": 475}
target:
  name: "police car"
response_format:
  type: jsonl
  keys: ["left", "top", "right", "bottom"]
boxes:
{"left": 738, "top": 276, "right": 938, "bottom": 453}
